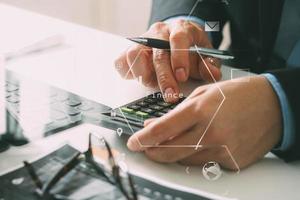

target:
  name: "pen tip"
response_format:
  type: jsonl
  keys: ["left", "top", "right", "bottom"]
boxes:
{"left": 126, "top": 37, "right": 135, "bottom": 42}
{"left": 127, "top": 37, "right": 148, "bottom": 44}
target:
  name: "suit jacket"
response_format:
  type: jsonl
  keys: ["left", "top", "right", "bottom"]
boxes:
{"left": 150, "top": 0, "right": 300, "bottom": 162}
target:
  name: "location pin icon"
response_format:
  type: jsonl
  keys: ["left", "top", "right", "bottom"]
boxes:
{"left": 116, "top": 128, "right": 123, "bottom": 137}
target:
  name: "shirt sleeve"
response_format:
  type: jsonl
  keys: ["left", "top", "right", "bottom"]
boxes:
{"left": 263, "top": 73, "right": 296, "bottom": 151}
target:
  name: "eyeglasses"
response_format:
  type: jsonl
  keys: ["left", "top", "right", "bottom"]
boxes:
{"left": 23, "top": 133, "right": 138, "bottom": 200}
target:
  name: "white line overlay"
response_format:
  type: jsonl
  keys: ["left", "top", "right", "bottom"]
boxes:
{"left": 120, "top": 0, "right": 240, "bottom": 174}
{"left": 119, "top": 48, "right": 240, "bottom": 173}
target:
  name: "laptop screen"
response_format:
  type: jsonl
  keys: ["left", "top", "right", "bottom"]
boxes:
{"left": 0, "top": 55, "right": 5, "bottom": 135}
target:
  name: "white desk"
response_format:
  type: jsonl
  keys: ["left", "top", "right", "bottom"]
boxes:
{"left": 0, "top": 4, "right": 300, "bottom": 200}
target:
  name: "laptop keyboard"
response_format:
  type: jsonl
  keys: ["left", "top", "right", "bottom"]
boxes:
{"left": 5, "top": 71, "right": 110, "bottom": 143}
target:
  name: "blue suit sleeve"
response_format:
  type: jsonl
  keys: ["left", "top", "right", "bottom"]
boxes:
{"left": 263, "top": 73, "right": 296, "bottom": 151}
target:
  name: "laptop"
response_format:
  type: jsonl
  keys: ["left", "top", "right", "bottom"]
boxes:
{"left": 0, "top": 55, "right": 9, "bottom": 152}
{"left": 0, "top": 56, "right": 4, "bottom": 134}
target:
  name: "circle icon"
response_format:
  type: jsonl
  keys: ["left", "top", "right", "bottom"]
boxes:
{"left": 116, "top": 128, "right": 123, "bottom": 136}
{"left": 202, "top": 161, "right": 222, "bottom": 181}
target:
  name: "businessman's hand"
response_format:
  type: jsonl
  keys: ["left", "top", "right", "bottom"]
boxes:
{"left": 115, "top": 20, "right": 221, "bottom": 102}
{"left": 126, "top": 76, "right": 282, "bottom": 170}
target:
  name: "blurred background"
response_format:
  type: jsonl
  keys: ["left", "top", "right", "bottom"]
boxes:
{"left": 0, "top": 0, "right": 152, "bottom": 36}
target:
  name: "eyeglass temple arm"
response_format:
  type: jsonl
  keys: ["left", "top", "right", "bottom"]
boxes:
{"left": 90, "top": 133, "right": 137, "bottom": 200}
{"left": 102, "top": 138, "right": 138, "bottom": 200}
{"left": 128, "top": 174, "right": 138, "bottom": 200}
{"left": 41, "top": 152, "right": 82, "bottom": 195}
{"left": 113, "top": 167, "right": 138, "bottom": 200}
{"left": 87, "top": 133, "right": 113, "bottom": 182}
{"left": 23, "top": 161, "right": 43, "bottom": 189}
{"left": 103, "top": 138, "right": 116, "bottom": 168}
{"left": 89, "top": 133, "right": 116, "bottom": 169}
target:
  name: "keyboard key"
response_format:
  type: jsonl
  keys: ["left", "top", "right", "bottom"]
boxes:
{"left": 174, "top": 197, "right": 183, "bottom": 200}
{"left": 67, "top": 108, "right": 82, "bottom": 122}
{"left": 66, "top": 99, "right": 82, "bottom": 107}
{"left": 6, "top": 95, "right": 20, "bottom": 103}
{"left": 121, "top": 107, "right": 134, "bottom": 114}
{"left": 67, "top": 108, "right": 81, "bottom": 116}
{"left": 170, "top": 104, "right": 177, "bottom": 109}
{"left": 153, "top": 191, "right": 162, "bottom": 198}
{"left": 178, "top": 97, "right": 185, "bottom": 102}
{"left": 6, "top": 84, "right": 19, "bottom": 92}
{"left": 145, "top": 98, "right": 157, "bottom": 103}
{"left": 112, "top": 116, "right": 144, "bottom": 128}
{"left": 140, "top": 108, "right": 155, "bottom": 114}
{"left": 157, "top": 101, "right": 172, "bottom": 107}
{"left": 135, "top": 111, "right": 149, "bottom": 118}
{"left": 69, "top": 113, "right": 82, "bottom": 122}
{"left": 154, "top": 112, "right": 165, "bottom": 117}
{"left": 164, "top": 194, "right": 173, "bottom": 200}
{"left": 163, "top": 108, "right": 172, "bottom": 113}
{"left": 128, "top": 104, "right": 141, "bottom": 110}
{"left": 149, "top": 105, "right": 164, "bottom": 111}
{"left": 143, "top": 187, "right": 152, "bottom": 195}
{"left": 137, "top": 101, "right": 148, "bottom": 107}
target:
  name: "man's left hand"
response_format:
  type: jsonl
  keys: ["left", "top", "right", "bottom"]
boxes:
{"left": 127, "top": 75, "right": 283, "bottom": 170}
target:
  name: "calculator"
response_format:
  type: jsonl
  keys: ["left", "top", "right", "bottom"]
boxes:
{"left": 103, "top": 92, "right": 186, "bottom": 133}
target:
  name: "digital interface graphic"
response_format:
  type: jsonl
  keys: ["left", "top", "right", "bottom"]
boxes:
{"left": 113, "top": 0, "right": 242, "bottom": 182}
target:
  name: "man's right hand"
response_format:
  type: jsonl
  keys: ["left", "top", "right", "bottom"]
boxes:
{"left": 115, "top": 20, "right": 222, "bottom": 102}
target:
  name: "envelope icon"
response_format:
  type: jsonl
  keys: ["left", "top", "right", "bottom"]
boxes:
{"left": 205, "top": 21, "right": 220, "bottom": 32}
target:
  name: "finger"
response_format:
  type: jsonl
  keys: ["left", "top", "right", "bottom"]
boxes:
{"left": 126, "top": 45, "right": 154, "bottom": 86}
{"left": 144, "top": 118, "right": 158, "bottom": 127}
{"left": 181, "top": 22, "right": 223, "bottom": 82}
{"left": 114, "top": 50, "right": 133, "bottom": 79}
{"left": 189, "top": 52, "right": 203, "bottom": 80}
{"left": 184, "top": 84, "right": 212, "bottom": 102}
{"left": 148, "top": 24, "right": 180, "bottom": 103}
{"left": 144, "top": 126, "right": 208, "bottom": 163}
{"left": 198, "top": 55, "right": 222, "bottom": 82}
{"left": 127, "top": 100, "right": 198, "bottom": 152}
{"left": 153, "top": 48, "right": 181, "bottom": 102}
{"left": 169, "top": 20, "right": 194, "bottom": 82}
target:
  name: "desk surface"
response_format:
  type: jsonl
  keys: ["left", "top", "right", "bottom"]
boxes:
{"left": 0, "top": 4, "right": 300, "bottom": 200}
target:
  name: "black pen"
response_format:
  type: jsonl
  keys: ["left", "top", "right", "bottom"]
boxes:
{"left": 127, "top": 37, "right": 234, "bottom": 60}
